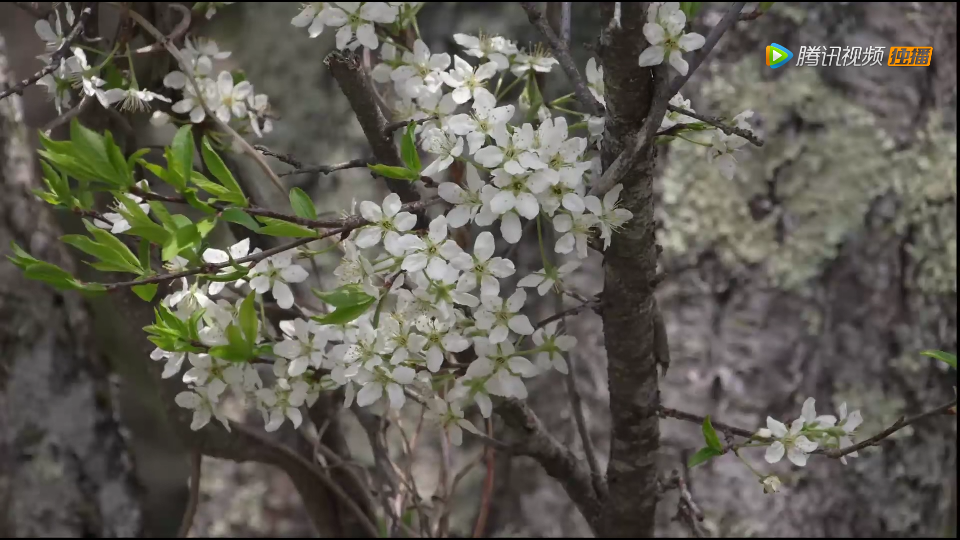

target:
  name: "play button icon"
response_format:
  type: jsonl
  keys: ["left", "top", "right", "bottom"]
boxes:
{"left": 766, "top": 43, "right": 794, "bottom": 69}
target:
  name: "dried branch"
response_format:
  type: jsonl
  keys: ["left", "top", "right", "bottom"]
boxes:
{"left": 176, "top": 450, "right": 202, "bottom": 538}
{"left": 325, "top": 51, "right": 421, "bottom": 203}
{"left": 666, "top": 104, "right": 764, "bottom": 147}
{"left": 496, "top": 399, "right": 602, "bottom": 531}
{"left": 95, "top": 196, "right": 441, "bottom": 290}
{"left": 520, "top": 2, "right": 601, "bottom": 116}
{"left": 668, "top": 2, "right": 746, "bottom": 96}
{"left": 0, "top": 4, "right": 93, "bottom": 101}
{"left": 663, "top": 470, "right": 707, "bottom": 538}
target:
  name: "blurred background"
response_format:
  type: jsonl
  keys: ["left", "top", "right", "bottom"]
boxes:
{"left": 0, "top": 2, "right": 956, "bottom": 537}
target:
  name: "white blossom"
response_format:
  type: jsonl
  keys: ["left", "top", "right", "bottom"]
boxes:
{"left": 532, "top": 321, "right": 577, "bottom": 373}
{"left": 176, "top": 387, "right": 231, "bottom": 431}
{"left": 554, "top": 211, "right": 598, "bottom": 259}
{"left": 248, "top": 251, "right": 309, "bottom": 309}
{"left": 325, "top": 2, "right": 399, "bottom": 51}
{"left": 585, "top": 57, "right": 605, "bottom": 107}
{"left": 421, "top": 127, "right": 464, "bottom": 176}
{"left": 401, "top": 215, "right": 463, "bottom": 279}
{"left": 517, "top": 260, "right": 580, "bottom": 296}
{"left": 391, "top": 39, "right": 450, "bottom": 99}
{"left": 424, "top": 397, "right": 481, "bottom": 446}
{"left": 441, "top": 56, "right": 498, "bottom": 104}
{"left": 202, "top": 238, "right": 253, "bottom": 295}
{"left": 355, "top": 193, "right": 418, "bottom": 250}
{"left": 764, "top": 416, "right": 819, "bottom": 467}
{"left": 356, "top": 365, "right": 416, "bottom": 409}
{"left": 275, "top": 318, "right": 332, "bottom": 376}
{"left": 474, "top": 289, "right": 534, "bottom": 343}
{"left": 414, "top": 316, "right": 470, "bottom": 372}
{"left": 447, "top": 88, "right": 515, "bottom": 155}
{"left": 453, "top": 33, "right": 518, "bottom": 71}
{"left": 438, "top": 164, "right": 487, "bottom": 228}
{"left": 584, "top": 183, "right": 633, "bottom": 249}
{"left": 637, "top": 2, "right": 705, "bottom": 75}
{"left": 453, "top": 231, "right": 515, "bottom": 296}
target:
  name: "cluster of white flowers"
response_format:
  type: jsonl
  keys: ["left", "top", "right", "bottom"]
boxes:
{"left": 757, "top": 397, "right": 863, "bottom": 467}
{"left": 158, "top": 38, "right": 273, "bottom": 136}
{"left": 638, "top": 2, "right": 705, "bottom": 75}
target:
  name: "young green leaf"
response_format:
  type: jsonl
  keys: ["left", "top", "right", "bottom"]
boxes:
{"left": 702, "top": 415, "right": 723, "bottom": 452}
{"left": 312, "top": 283, "right": 376, "bottom": 308}
{"left": 172, "top": 125, "right": 195, "bottom": 191}
{"left": 201, "top": 136, "right": 247, "bottom": 206}
{"left": 687, "top": 446, "right": 722, "bottom": 469}
{"left": 401, "top": 123, "right": 421, "bottom": 172}
{"left": 132, "top": 283, "right": 159, "bottom": 302}
{"left": 256, "top": 217, "right": 318, "bottom": 238}
{"left": 312, "top": 297, "right": 376, "bottom": 325}
{"left": 289, "top": 187, "right": 318, "bottom": 220}
{"left": 138, "top": 239, "right": 152, "bottom": 272}
{"left": 680, "top": 2, "right": 703, "bottom": 18}
{"left": 238, "top": 292, "right": 259, "bottom": 345}
{"left": 220, "top": 208, "right": 262, "bottom": 232}
{"left": 368, "top": 163, "right": 420, "bottom": 182}
{"left": 921, "top": 350, "right": 957, "bottom": 370}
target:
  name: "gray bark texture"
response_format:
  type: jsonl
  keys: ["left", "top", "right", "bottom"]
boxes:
{"left": 0, "top": 32, "right": 143, "bottom": 538}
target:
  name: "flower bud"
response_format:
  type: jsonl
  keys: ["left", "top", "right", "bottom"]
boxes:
{"left": 762, "top": 475, "right": 781, "bottom": 494}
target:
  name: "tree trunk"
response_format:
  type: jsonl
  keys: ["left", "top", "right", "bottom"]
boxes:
{"left": 597, "top": 2, "right": 664, "bottom": 536}
{"left": 0, "top": 32, "right": 142, "bottom": 537}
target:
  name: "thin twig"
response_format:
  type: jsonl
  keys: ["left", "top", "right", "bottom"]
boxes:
{"left": 177, "top": 450, "right": 202, "bottom": 538}
{"left": 135, "top": 4, "right": 191, "bottom": 54}
{"left": 279, "top": 157, "right": 375, "bottom": 178}
{"left": 563, "top": 350, "right": 605, "bottom": 497}
{"left": 42, "top": 95, "right": 93, "bottom": 135}
{"left": 471, "top": 418, "right": 495, "bottom": 538}
{"left": 739, "top": 8, "right": 766, "bottom": 21}
{"left": 666, "top": 104, "right": 763, "bottom": 147}
{"left": 535, "top": 298, "right": 600, "bottom": 329}
{"left": 92, "top": 197, "right": 440, "bottom": 290}
{"left": 0, "top": 5, "right": 93, "bottom": 100}
{"left": 520, "top": 2, "right": 601, "bottom": 116}
{"left": 253, "top": 145, "right": 303, "bottom": 169}
{"left": 815, "top": 399, "right": 958, "bottom": 458}
{"left": 658, "top": 406, "right": 757, "bottom": 438}
{"left": 668, "top": 2, "right": 746, "bottom": 96}
{"left": 383, "top": 115, "right": 439, "bottom": 135}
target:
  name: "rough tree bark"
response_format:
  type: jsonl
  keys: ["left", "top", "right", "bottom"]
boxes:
{"left": 0, "top": 32, "right": 142, "bottom": 537}
{"left": 597, "top": 2, "right": 668, "bottom": 537}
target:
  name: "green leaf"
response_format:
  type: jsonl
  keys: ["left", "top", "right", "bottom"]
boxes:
{"left": 162, "top": 223, "right": 201, "bottom": 262}
{"left": 238, "top": 292, "right": 259, "bottom": 345}
{"left": 183, "top": 189, "right": 217, "bottom": 214}
{"left": 522, "top": 72, "right": 544, "bottom": 123}
{"left": 289, "top": 187, "right": 317, "bottom": 220}
{"left": 62, "top": 233, "right": 141, "bottom": 274}
{"left": 88, "top": 227, "right": 142, "bottom": 270}
{"left": 172, "top": 125, "right": 195, "bottom": 191}
{"left": 132, "top": 283, "right": 159, "bottom": 301}
{"left": 138, "top": 239, "right": 152, "bottom": 272}
{"left": 126, "top": 148, "right": 150, "bottom": 174}
{"left": 201, "top": 136, "right": 247, "bottom": 206}
{"left": 220, "top": 208, "right": 262, "bottom": 232}
{"left": 367, "top": 163, "right": 420, "bottom": 182}
{"left": 312, "top": 283, "right": 376, "bottom": 308}
{"left": 312, "top": 297, "right": 376, "bottom": 325}
{"left": 103, "top": 131, "right": 132, "bottom": 186}
{"left": 256, "top": 217, "right": 317, "bottom": 238}
{"left": 401, "top": 123, "right": 421, "bottom": 172}
{"left": 702, "top": 415, "right": 723, "bottom": 452}
{"left": 210, "top": 323, "right": 253, "bottom": 361}
{"left": 687, "top": 447, "right": 722, "bottom": 469}
{"left": 196, "top": 217, "right": 217, "bottom": 239}
{"left": 921, "top": 350, "right": 957, "bottom": 370}
{"left": 141, "top": 160, "right": 182, "bottom": 191}
{"left": 680, "top": 2, "right": 703, "bottom": 19}
{"left": 70, "top": 119, "right": 119, "bottom": 186}
{"left": 148, "top": 200, "right": 178, "bottom": 232}
{"left": 759, "top": 1, "right": 775, "bottom": 12}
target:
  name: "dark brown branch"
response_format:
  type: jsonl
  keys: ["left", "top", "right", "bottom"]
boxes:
{"left": 564, "top": 350, "right": 606, "bottom": 498}
{"left": 253, "top": 144, "right": 304, "bottom": 169}
{"left": 815, "top": 399, "right": 957, "bottom": 458}
{"left": 325, "top": 51, "right": 421, "bottom": 204}
{"left": 666, "top": 104, "right": 764, "bottom": 147}
{"left": 668, "top": 2, "right": 746, "bottom": 96}
{"left": 95, "top": 196, "right": 441, "bottom": 290}
{"left": 535, "top": 297, "right": 600, "bottom": 329}
{"left": 176, "top": 450, "right": 202, "bottom": 538}
{"left": 0, "top": 4, "right": 93, "bottom": 100}
{"left": 279, "top": 157, "right": 374, "bottom": 178}
{"left": 382, "top": 115, "right": 438, "bottom": 135}
{"left": 134, "top": 4, "right": 191, "bottom": 54}
{"left": 520, "top": 2, "right": 601, "bottom": 116}
{"left": 496, "top": 399, "right": 601, "bottom": 532}
{"left": 739, "top": 8, "right": 766, "bottom": 21}
{"left": 658, "top": 406, "right": 758, "bottom": 439}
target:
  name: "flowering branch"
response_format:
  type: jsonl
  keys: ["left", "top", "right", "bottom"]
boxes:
{"left": 667, "top": 2, "right": 746, "bottom": 97}
{"left": 95, "top": 196, "right": 441, "bottom": 290}
{"left": 665, "top": 104, "right": 764, "bottom": 147}
{"left": 519, "top": 2, "right": 602, "bottom": 116}
{"left": 814, "top": 398, "right": 957, "bottom": 458}
{"left": 0, "top": 4, "right": 93, "bottom": 100}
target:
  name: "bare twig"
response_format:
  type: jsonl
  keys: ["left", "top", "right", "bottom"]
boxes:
{"left": 535, "top": 298, "right": 600, "bottom": 329}
{"left": 666, "top": 104, "right": 763, "bottom": 147}
{"left": 383, "top": 115, "right": 439, "bottom": 135}
{"left": 739, "top": 8, "right": 766, "bottom": 21}
{"left": 42, "top": 95, "right": 93, "bottom": 135}
{"left": 520, "top": 2, "right": 601, "bottom": 116}
{"left": 135, "top": 4, "right": 191, "bottom": 54}
{"left": 663, "top": 470, "right": 707, "bottom": 537}
{"left": 471, "top": 418, "right": 495, "bottom": 538}
{"left": 253, "top": 144, "right": 303, "bottom": 169}
{"left": 668, "top": 2, "right": 746, "bottom": 96}
{"left": 563, "top": 350, "right": 605, "bottom": 497}
{"left": 0, "top": 4, "right": 93, "bottom": 100}
{"left": 177, "top": 450, "right": 202, "bottom": 538}
{"left": 658, "top": 406, "right": 757, "bottom": 438}
{"left": 279, "top": 157, "right": 374, "bottom": 178}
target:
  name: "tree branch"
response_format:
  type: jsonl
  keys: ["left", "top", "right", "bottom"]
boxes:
{"left": 666, "top": 104, "right": 764, "bottom": 147}
{"left": 658, "top": 406, "right": 757, "bottom": 438}
{"left": 564, "top": 350, "right": 606, "bottom": 498}
{"left": 176, "top": 450, "right": 202, "bottom": 538}
{"left": 668, "top": 2, "right": 746, "bottom": 96}
{"left": 520, "top": 2, "right": 601, "bottom": 116}
{"left": 325, "top": 51, "right": 421, "bottom": 204}
{"left": 0, "top": 4, "right": 93, "bottom": 101}
{"left": 495, "top": 399, "right": 602, "bottom": 532}
{"left": 815, "top": 399, "right": 957, "bottom": 458}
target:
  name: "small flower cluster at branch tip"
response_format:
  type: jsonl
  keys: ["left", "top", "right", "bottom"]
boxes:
{"left": 638, "top": 2, "right": 706, "bottom": 75}
{"left": 758, "top": 398, "right": 863, "bottom": 467}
